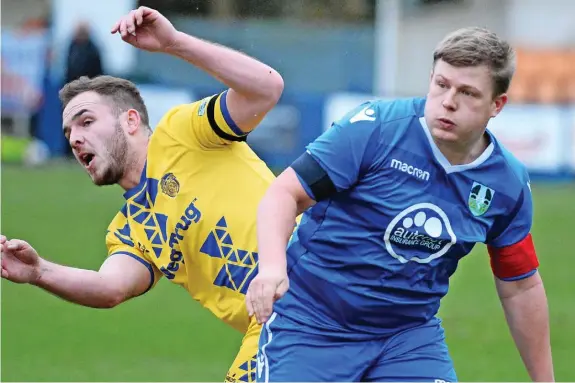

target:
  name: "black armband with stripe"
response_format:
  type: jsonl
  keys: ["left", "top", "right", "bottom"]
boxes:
{"left": 206, "top": 94, "right": 247, "bottom": 142}
{"left": 291, "top": 152, "right": 337, "bottom": 201}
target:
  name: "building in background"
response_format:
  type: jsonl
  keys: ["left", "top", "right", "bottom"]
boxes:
{"left": 1, "top": 0, "right": 574, "bottom": 178}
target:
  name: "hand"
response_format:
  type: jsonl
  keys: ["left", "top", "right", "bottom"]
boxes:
{"left": 1, "top": 235, "right": 42, "bottom": 284}
{"left": 111, "top": 6, "right": 178, "bottom": 53}
{"left": 245, "top": 268, "right": 289, "bottom": 324}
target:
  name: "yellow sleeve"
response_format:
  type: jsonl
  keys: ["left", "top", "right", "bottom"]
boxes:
{"left": 105, "top": 215, "right": 163, "bottom": 294}
{"left": 156, "top": 90, "right": 249, "bottom": 150}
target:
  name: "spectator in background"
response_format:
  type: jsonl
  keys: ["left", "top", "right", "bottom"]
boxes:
{"left": 63, "top": 22, "right": 104, "bottom": 157}
{"left": 65, "top": 22, "right": 104, "bottom": 84}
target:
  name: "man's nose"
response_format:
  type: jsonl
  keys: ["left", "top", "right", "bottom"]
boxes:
{"left": 69, "top": 129, "right": 85, "bottom": 148}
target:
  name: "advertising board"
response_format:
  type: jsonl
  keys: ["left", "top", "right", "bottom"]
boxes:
{"left": 324, "top": 93, "right": 570, "bottom": 174}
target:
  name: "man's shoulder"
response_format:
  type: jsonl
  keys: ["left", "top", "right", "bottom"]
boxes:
{"left": 366, "top": 96, "right": 426, "bottom": 122}
{"left": 338, "top": 97, "right": 425, "bottom": 131}
{"left": 106, "top": 203, "right": 130, "bottom": 231}
{"left": 488, "top": 132, "right": 530, "bottom": 186}
{"left": 105, "top": 204, "right": 135, "bottom": 246}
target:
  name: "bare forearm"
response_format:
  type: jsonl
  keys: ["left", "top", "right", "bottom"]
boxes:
{"left": 32, "top": 259, "right": 124, "bottom": 309}
{"left": 166, "top": 32, "right": 281, "bottom": 99}
{"left": 500, "top": 281, "right": 554, "bottom": 381}
{"left": 257, "top": 189, "right": 299, "bottom": 273}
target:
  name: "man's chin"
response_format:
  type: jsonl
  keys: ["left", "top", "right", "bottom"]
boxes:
{"left": 90, "top": 174, "right": 106, "bottom": 186}
{"left": 91, "top": 177, "right": 109, "bottom": 186}
{"left": 430, "top": 127, "right": 459, "bottom": 143}
{"left": 88, "top": 169, "right": 118, "bottom": 186}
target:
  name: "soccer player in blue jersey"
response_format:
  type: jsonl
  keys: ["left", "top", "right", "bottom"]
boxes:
{"left": 246, "top": 27, "right": 554, "bottom": 382}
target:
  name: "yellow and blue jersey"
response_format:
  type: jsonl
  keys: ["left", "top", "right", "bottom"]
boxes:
{"left": 106, "top": 90, "right": 276, "bottom": 333}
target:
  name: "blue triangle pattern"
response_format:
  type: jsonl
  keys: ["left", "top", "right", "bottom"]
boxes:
{"left": 214, "top": 265, "right": 235, "bottom": 290}
{"left": 216, "top": 217, "right": 227, "bottom": 228}
{"left": 128, "top": 204, "right": 141, "bottom": 217}
{"left": 216, "top": 229, "right": 226, "bottom": 240}
{"left": 152, "top": 246, "right": 162, "bottom": 258}
{"left": 133, "top": 211, "right": 150, "bottom": 224}
{"left": 237, "top": 249, "right": 248, "bottom": 261}
{"left": 228, "top": 249, "right": 239, "bottom": 263}
{"left": 226, "top": 264, "right": 253, "bottom": 294}
{"left": 200, "top": 232, "right": 222, "bottom": 258}
{"left": 222, "top": 234, "right": 233, "bottom": 245}
{"left": 239, "top": 250, "right": 256, "bottom": 266}
{"left": 144, "top": 228, "right": 155, "bottom": 241}
{"left": 239, "top": 372, "right": 255, "bottom": 382}
{"left": 151, "top": 232, "right": 163, "bottom": 245}
{"left": 240, "top": 264, "right": 258, "bottom": 294}
{"left": 221, "top": 245, "right": 233, "bottom": 258}
{"left": 143, "top": 214, "right": 155, "bottom": 228}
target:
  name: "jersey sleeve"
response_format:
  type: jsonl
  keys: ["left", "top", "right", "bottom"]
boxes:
{"left": 486, "top": 182, "right": 539, "bottom": 281}
{"left": 105, "top": 214, "right": 163, "bottom": 293}
{"left": 156, "top": 90, "right": 248, "bottom": 150}
{"left": 292, "top": 101, "right": 381, "bottom": 200}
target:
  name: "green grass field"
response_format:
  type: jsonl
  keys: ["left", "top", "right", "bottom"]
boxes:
{"left": 1, "top": 163, "right": 574, "bottom": 382}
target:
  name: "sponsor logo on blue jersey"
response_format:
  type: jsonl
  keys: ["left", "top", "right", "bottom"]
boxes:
{"left": 384, "top": 203, "right": 457, "bottom": 264}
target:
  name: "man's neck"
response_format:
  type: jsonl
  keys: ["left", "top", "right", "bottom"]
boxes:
{"left": 118, "top": 158, "right": 145, "bottom": 191}
{"left": 118, "top": 141, "right": 149, "bottom": 191}
{"left": 435, "top": 133, "right": 490, "bottom": 166}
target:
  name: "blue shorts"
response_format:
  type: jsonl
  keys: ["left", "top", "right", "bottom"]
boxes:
{"left": 256, "top": 312, "right": 457, "bottom": 382}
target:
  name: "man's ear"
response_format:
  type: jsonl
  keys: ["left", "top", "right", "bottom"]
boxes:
{"left": 491, "top": 93, "right": 508, "bottom": 118}
{"left": 126, "top": 109, "right": 141, "bottom": 134}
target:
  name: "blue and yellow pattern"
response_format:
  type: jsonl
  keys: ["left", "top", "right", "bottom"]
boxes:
{"left": 200, "top": 216, "right": 258, "bottom": 295}
{"left": 105, "top": 91, "right": 276, "bottom": 379}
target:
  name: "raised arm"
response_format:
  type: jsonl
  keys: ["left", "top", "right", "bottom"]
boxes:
{"left": 112, "top": 6, "right": 284, "bottom": 133}
{"left": 1, "top": 235, "right": 152, "bottom": 308}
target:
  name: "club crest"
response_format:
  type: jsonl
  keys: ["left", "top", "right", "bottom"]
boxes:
{"left": 468, "top": 181, "right": 494, "bottom": 217}
{"left": 160, "top": 173, "right": 180, "bottom": 198}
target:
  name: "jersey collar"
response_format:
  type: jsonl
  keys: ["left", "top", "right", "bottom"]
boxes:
{"left": 123, "top": 161, "right": 147, "bottom": 200}
{"left": 418, "top": 116, "right": 495, "bottom": 174}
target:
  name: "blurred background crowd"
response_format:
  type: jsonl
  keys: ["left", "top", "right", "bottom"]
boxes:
{"left": 2, "top": 0, "right": 575, "bottom": 175}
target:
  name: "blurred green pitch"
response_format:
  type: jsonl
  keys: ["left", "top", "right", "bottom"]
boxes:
{"left": 1, "top": 163, "right": 573, "bottom": 381}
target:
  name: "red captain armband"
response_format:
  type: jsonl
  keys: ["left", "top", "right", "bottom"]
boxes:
{"left": 487, "top": 233, "right": 540, "bottom": 281}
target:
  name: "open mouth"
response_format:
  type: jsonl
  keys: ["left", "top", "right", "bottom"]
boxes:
{"left": 79, "top": 153, "right": 95, "bottom": 168}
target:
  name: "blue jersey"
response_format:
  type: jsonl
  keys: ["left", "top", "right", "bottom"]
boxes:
{"left": 277, "top": 97, "right": 538, "bottom": 338}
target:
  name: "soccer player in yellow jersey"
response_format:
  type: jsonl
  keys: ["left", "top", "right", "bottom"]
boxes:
{"left": 0, "top": 7, "right": 284, "bottom": 383}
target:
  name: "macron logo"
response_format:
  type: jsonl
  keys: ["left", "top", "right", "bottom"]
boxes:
{"left": 350, "top": 105, "right": 376, "bottom": 123}
{"left": 391, "top": 159, "right": 430, "bottom": 182}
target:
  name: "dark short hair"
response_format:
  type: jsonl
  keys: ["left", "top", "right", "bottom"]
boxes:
{"left": 433, "top": 27, "right": 516, "bottom": 97}
{"left": 59, "top": 75, "right": 150, "bottom": 128}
